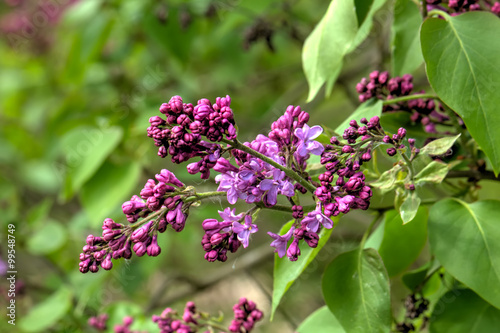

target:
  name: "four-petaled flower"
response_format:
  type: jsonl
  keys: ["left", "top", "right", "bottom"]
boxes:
{"left": 294, "top": 124, "right": 325, "bottom": 157}
{"left": 300, "top": 204, "right": 333, "bottom": 233}
{"left": 232, "top": 215, "right": 258, "bottom": 248}
{"left": 259, "top": 169, "right": 295, "bottom": 206}
{"left": 267, "top": 227, "right": 295, "bottom": 258}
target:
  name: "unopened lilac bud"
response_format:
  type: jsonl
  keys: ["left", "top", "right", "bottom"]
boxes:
{"left": 342, "top": 145, "right": 353, "bottom": 154}
{"left": 159, "top": 103, "right": 170, "bottom": 114}
{"left": 330, "top": 136, "right": 340, "bottom": 145}
{"left": 298, "top": 111, "right": 310, "bottom": 124}
{"left": 383, "top": 135, "right": 392, "bottom": 144}
{"left": 286, "top": 239, "right": 301, "bottom": 261}
{"left": 210, "top": 233, "right": 224, "bottom": 246}
{"left": 214, "top": 157, "right": 239, "bottom": 173}
{"left": 202, "top": 219, "right": 221, "bottom": 231}
{"left": 133, "top": 241, "right": 148, "bottom": 257}
{"left": 397, "top": 127, "right": 406, "bottom": 139}
{"left": 101, "top": 254, "right": 113, "bottom": 270}
{"left": 86, "top": 235, "right": 95, "bottom": 246}
{"left": 204, "top": 250, "right": 218, "bottom": 262}
{"left": 123, "top": 316, "right": 133, "bottom": 326}
{"left": 387, "top": 148, "right": 397, "bottom": 156}
{"left": 392, "top": 134, "right": 400, "bottom": 141}
{"left": 379, "top": 71, "right": 389, "bottom": 84}
{"left": 187, "top": 161, "right": 201, "bottom": 174}
{"left": 156, "top": 169, "right": 184, "bottom": 187}
{"left": 361, "top": 149, "right": 372, "bottom": 162}
{"left": 147, "top": 236, "right": 161, "bottom": 256}
{"left": 131, "top": 221, "right": 153, "bottom": 243}
{"left": 304, "top": 232, "right": 319, "bottom": 248}
{"left": 89, "top": 261, "right": 99, "bottom": 273}
{"left": 149, "top": 116, "right": 165, "bottom": 126}
{"left": 122, "top": 200, "right": 145, "bottom": 214}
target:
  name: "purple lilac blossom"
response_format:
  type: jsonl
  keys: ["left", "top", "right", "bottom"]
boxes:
{"left": 294, "top": 124, "right": 325, "bottom": 157}
{"left": 232, "top": 215, "right": 258, "bottom": 248}
{"left": 267, "top": 227, "right": 295, "bottom": 258}
{"left": 300, "top": 204, "right": 334, "bottom": 233}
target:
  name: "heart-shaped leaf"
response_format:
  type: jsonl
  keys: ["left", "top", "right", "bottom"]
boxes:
{"left": 429, "top": 199, "right": 500, "bottom": 309}
{"left": 322, "top": 248, "right": 391, "bottom": 333}
{"left": 421, "top": 12, "right": 500, "bottom": 175}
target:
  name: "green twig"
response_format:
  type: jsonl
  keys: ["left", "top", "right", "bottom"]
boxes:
{"left": 382, "top": 93, "right": 438, "bottom": 105}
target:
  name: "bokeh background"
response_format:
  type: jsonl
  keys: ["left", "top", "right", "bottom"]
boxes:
{"left": 4, "top": 0, "right": 495, "bottom": 332}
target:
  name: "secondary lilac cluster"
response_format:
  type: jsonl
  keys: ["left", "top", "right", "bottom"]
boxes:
{"left": 356, "top": 71, "right": 450, "bottom": 134}
{"left": 426, "top": 0, "right": 500, "bottom": 15}
{"left": 151, "top": 299, "right": 263, "bottom": 333}
{"left": 147, "top": 95, "right": 236, "bottom": 179}
{"left": 88, "top": 314, "right": 108, "bottom": 331}
{"left": 79, "top": 169, "right": 188, "bottom": 273}
{"left": 228, "top": 298, "right": 263, "bottom": 333}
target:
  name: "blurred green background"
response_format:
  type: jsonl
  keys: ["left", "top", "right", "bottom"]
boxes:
{"left": 1, "top": 0, "right": 474, "bottom": 332}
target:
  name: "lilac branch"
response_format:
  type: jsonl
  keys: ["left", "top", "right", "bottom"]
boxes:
{"left": 221, "top": 138, "right": 318, "bottom": 194}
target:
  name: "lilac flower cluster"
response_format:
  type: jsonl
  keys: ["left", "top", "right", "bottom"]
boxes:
{"left": 79, "top": 169, "right": 188, "bottom": 273}
{"left": 80, "top": 93, "right": 415, "bottom": 272}
{"left": 148, "top": 95, "right": 236, "bottom": 179}
{"left": 356, "top": 71, "right": 451, "bottom": 134}
{"left": 88, "top": 314, "right": 108, "bottom": 331}
{"left": 426, "top": 0, "right": 500, "bottom": 16}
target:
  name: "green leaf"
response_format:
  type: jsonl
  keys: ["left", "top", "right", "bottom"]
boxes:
{"left": 303, "top": 0, "right": 388, "bottom": 101}
{"left": 421, "top": 12, "right": 500, "bottom": 175}
{"left": 60, "top": 126, "right": 123, "bottom": 200}
{"left": 322, "top": 248, "right": 391, "bottom": 333}
{"left": 335, "top": 99, "right": 383, "bottom": 134}
{"left": 296, "top": 306, "right": 346, "bottom": 333}
{"left": 415, "top": 161, "right": 449, "bottom": 184}
{"left": 302, "top": 0, "right": 358, "bottom": 101}
{"left": 348, "top": 0, "right": 388, "bottom": 53}
{"left": 271, "top": 219, "right": 336, "bottom": 319}
{"left": 429, "top": 199, "right": 500, "bottom": 309}
{"left": 419, "top": 134, "right": 461, "bottom": 156}
{"left": 371, "top": 164, "right": 403, "bottom": 194}
{"left": 400, "top": 191, "right": 421, "bottom": 224}
{"left": 378, "top": 207, "right": 428, "bottom": 276}
{"left": 19, "top": 287, "right": 72, "bottom": 332}
{"left": 27, "top": 221, "right": 67, "bottom": 255}
{"left": 80, "top": 160, "right": 141, "bottom": 226}
{"left": 430, "top": 289, "right": 500, "bottom": 333}
{"left": 402, "top": 261, "right": 431, "bottom": 291}
{"left": 391, "top": 0, "right": 423, "bottom": 75}
{"left": 354, "top": 0, "right": 374, "bottom": 27}
{"left": 364, "top": 219, "right": 385, "bottom": 250}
